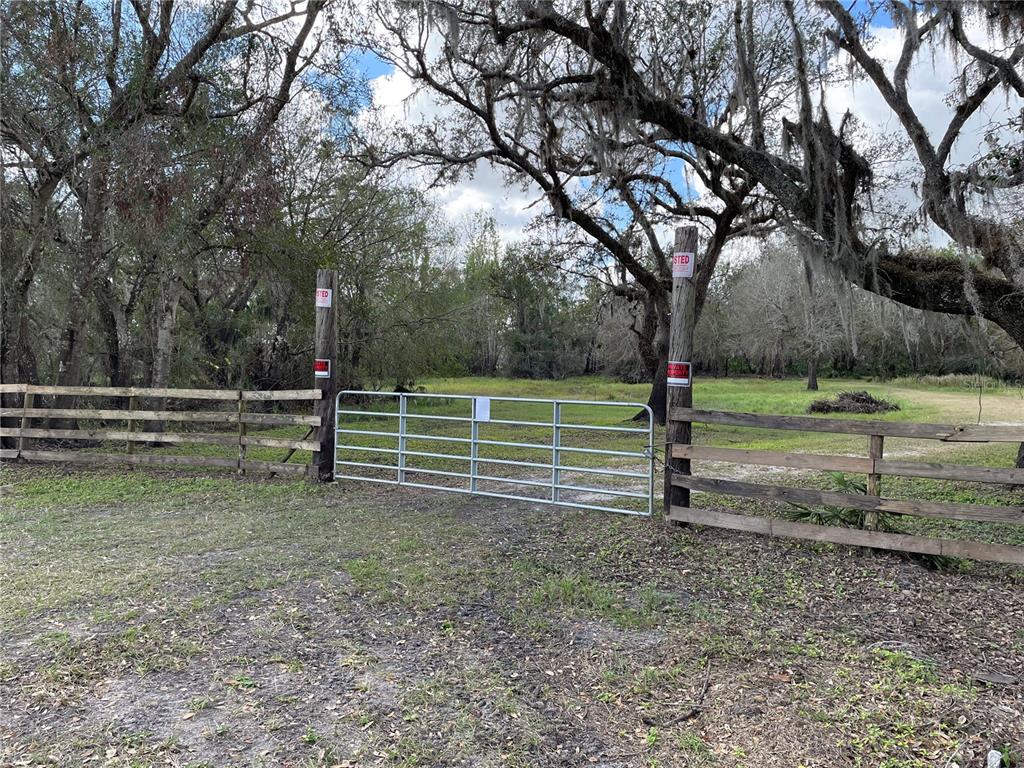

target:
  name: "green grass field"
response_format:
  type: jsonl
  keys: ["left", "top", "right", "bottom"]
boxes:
{"left": 114, "top": 374, "right": 1024, "bottom": 464}
{"left": 19, "top": 374, "right": 1024, "bottom": 531}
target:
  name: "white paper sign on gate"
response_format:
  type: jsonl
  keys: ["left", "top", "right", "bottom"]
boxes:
{"left": 474, "top": 397, "right": 491, "bottom": 422}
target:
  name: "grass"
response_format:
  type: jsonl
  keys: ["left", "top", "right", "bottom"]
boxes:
{"left": 23, "top": 373, "right": 1023, "bottom": 466}
{"left": 8, "top": 374, "right": 1024, "bottom": 547}
{"left": 1, "top": 431, "right": 1022, "bottom": 766}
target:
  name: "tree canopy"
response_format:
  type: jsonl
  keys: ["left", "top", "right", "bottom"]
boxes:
{"left": 359, "top": 0, "right": 1024, "bottom": 419}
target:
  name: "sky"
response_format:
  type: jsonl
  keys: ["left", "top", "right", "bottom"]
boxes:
{"left": 350, "top": 9, "right": 1010, "bottom": 249}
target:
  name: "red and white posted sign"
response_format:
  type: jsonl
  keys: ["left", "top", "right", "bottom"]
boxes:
{"left": 667, "top": 361, "right": 691, "bottom": 387}
{"left": 672, "top": 251, "right": 694, "bottom": 279}
{"left": 315, "top": 288, "right": 332, "bottom": 308}
{"left": 314, "top": 358, "right": 331, "bottom": 378}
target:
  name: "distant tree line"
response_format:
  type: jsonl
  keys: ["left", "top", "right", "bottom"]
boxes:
{"left": 599, "top": 240, "right": 1024, "bottom": 388}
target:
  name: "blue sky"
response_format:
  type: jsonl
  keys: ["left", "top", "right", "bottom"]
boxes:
{"left": 352, "top": 49, "right": 393, "bottom": 81}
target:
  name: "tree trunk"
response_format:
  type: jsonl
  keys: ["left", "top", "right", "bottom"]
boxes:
{"left": 152, "top": 281, "right": 181, "bottom": 390}
{"left": 806, "top": 355, "right": 819, "bottom": 390}
{"left": 637, "top": 302, "right": 670, "bottom": 425}
{"left": 1, "top": 174, "right": 60, "bottom": 401}
{"left": 52, "top": 157, "right": 109, "bottom": 429}
{"left": 145, "top": 275, "right": 182, "bottom": 435}
{"left": 94, "top": 280, "right": 131, "bottom": 388}
{"left": 1016, "top": 442, "right": 1024, "bottom": 471}
{"left": 625, "top": 288, "right": 671, "bottom": 424}
{"left": 646, "top": 357, "right": 668, "bottom": 425}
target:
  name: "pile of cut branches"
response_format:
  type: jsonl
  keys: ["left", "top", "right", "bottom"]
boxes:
{"left": 807, "top": 391, "right": 899, "bottom": 415}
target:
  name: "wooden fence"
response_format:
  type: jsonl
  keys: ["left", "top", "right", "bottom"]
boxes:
{"left": 0, "top": 384, "right": 321, "bottom": 477}
{"left": 667, "top": 407, "right": 1024, "bottom": 566}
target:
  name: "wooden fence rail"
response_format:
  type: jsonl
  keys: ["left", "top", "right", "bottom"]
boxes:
{"left": 0, "top": 384, "right": 321, "bottom": 476}
{"left": 667, "top": 407, "right": 1024, "bottom": 566}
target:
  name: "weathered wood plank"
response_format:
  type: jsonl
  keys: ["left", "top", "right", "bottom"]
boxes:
{"left": 240, "top": 436, "right": 319, "bottom": 451}
{"left": 1, "top": 427, "right": 239, "bottom": 446}
{"left": 18, "top": 449, "right": 239, "bottom": 469}
{"left": 667, "top": 506, "right": 1024, "bottom": 565}
{"left": 0, "top": 408, "right": 238, "bottom": 423}
{"left": 942, "top": 425, "right": 1024, "bottom": 442}
{"left": 2, "top": 408, "right": 320, "bottom": 428}
{"left": 240, "top": 459, "right": 308, "bottom": 475}
{"left": 671, "top": 407, "right": 1024, "bottom": 442}
{"left": 242, "top": 412, "right": 321, "bottom": 427}
{"left": 20, "top": 385, "right": 240, "bottom": 400}
{"left": 671, "top": 474, "right": 1024, "bottom": 524}
{"left": 0, "top": 448, "right": 20, "bottom": 459}
{"left": 241, "top": 389, "right": 322, "bottom": 401}
{"left": 670, "top": 442, "right": 1024, "bottom": 484}
{"left": 672, "top": 445, "right": 872, "bottom": 474}
{"left": 0, "top": 384, "right": 28, "bottom": 394}
{"left": 17, "top": 449, "right": 309, "bottom": 475}
{"left": 670, "top": 505, "right": 773, "bottom": 535}
{"left": 936, "top": 538, "right": 1024, "bottom": 564}
{"left": 874, "top": 459, "right": 1024, "bottom": 485}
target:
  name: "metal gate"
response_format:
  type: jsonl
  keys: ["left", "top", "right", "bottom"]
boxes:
{"left": 334, "top": 391, "right": 655, "bottom": 516}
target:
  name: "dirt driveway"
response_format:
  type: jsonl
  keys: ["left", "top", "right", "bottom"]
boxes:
{"left": 1, "top": 466, "right": 1022, "bottom": 767}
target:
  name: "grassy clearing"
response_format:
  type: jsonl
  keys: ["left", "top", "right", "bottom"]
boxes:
{"left": 0, "top": 461, "right": 1021, "bottom": 767}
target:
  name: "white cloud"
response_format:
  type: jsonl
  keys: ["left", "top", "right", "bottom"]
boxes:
{"left": 363, "top": 65, "right": 542, "bottom": 241}
{"left": 823, "top": 17, "right": 1020, "bottom": 245}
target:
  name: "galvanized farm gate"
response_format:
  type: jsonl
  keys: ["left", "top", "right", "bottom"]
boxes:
{"left": 334, "top": 391, "right": 655, "bottom": 516}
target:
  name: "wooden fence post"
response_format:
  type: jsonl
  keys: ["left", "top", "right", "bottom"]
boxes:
{"left": 126, "top": 395, "right": 137, "bottom": 454}
{"left": 19, "top": 390, "right": 33, "bottom": 458}
{"left": 664, "top": 226, "right": 699, "bottom": 519}
{"left": 865, "top": 434, "right": 884, "bottom": 529}
{"left": 237, "top": 392, "right": 246, "bottom": 475}
{"left": 312, "top": 269, "right": 337, "bottom": 482}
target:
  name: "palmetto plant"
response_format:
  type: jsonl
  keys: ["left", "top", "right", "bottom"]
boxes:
{"left": 783, "top": 472, "right": 898, "bottom": 531}
{"left": 784, "top": 472, "right": 953, "bottom": 569}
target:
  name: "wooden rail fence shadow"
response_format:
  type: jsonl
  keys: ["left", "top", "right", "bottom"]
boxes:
{"left": 667, "top": 407, "right": 1024, "bottom": 566}
{"left": 0, "top": 384, "right": 321, "bottom": 477}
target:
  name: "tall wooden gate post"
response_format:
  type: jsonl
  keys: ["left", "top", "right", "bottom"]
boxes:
{"left": 312, "top": 269, "right": 337, "bottom": 482}
{"left": 664, "top": 226, "right": 699, "bottom": 518}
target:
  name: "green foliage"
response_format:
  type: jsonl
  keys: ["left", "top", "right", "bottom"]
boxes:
{"left": 782, "top": 472, "right": 889, "bottom": 531}
{"left": 782, "top": 473, "right": 958, "bottom": 570}
{"left": 488, "top": 243, "right": 596, "bottom": 379}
